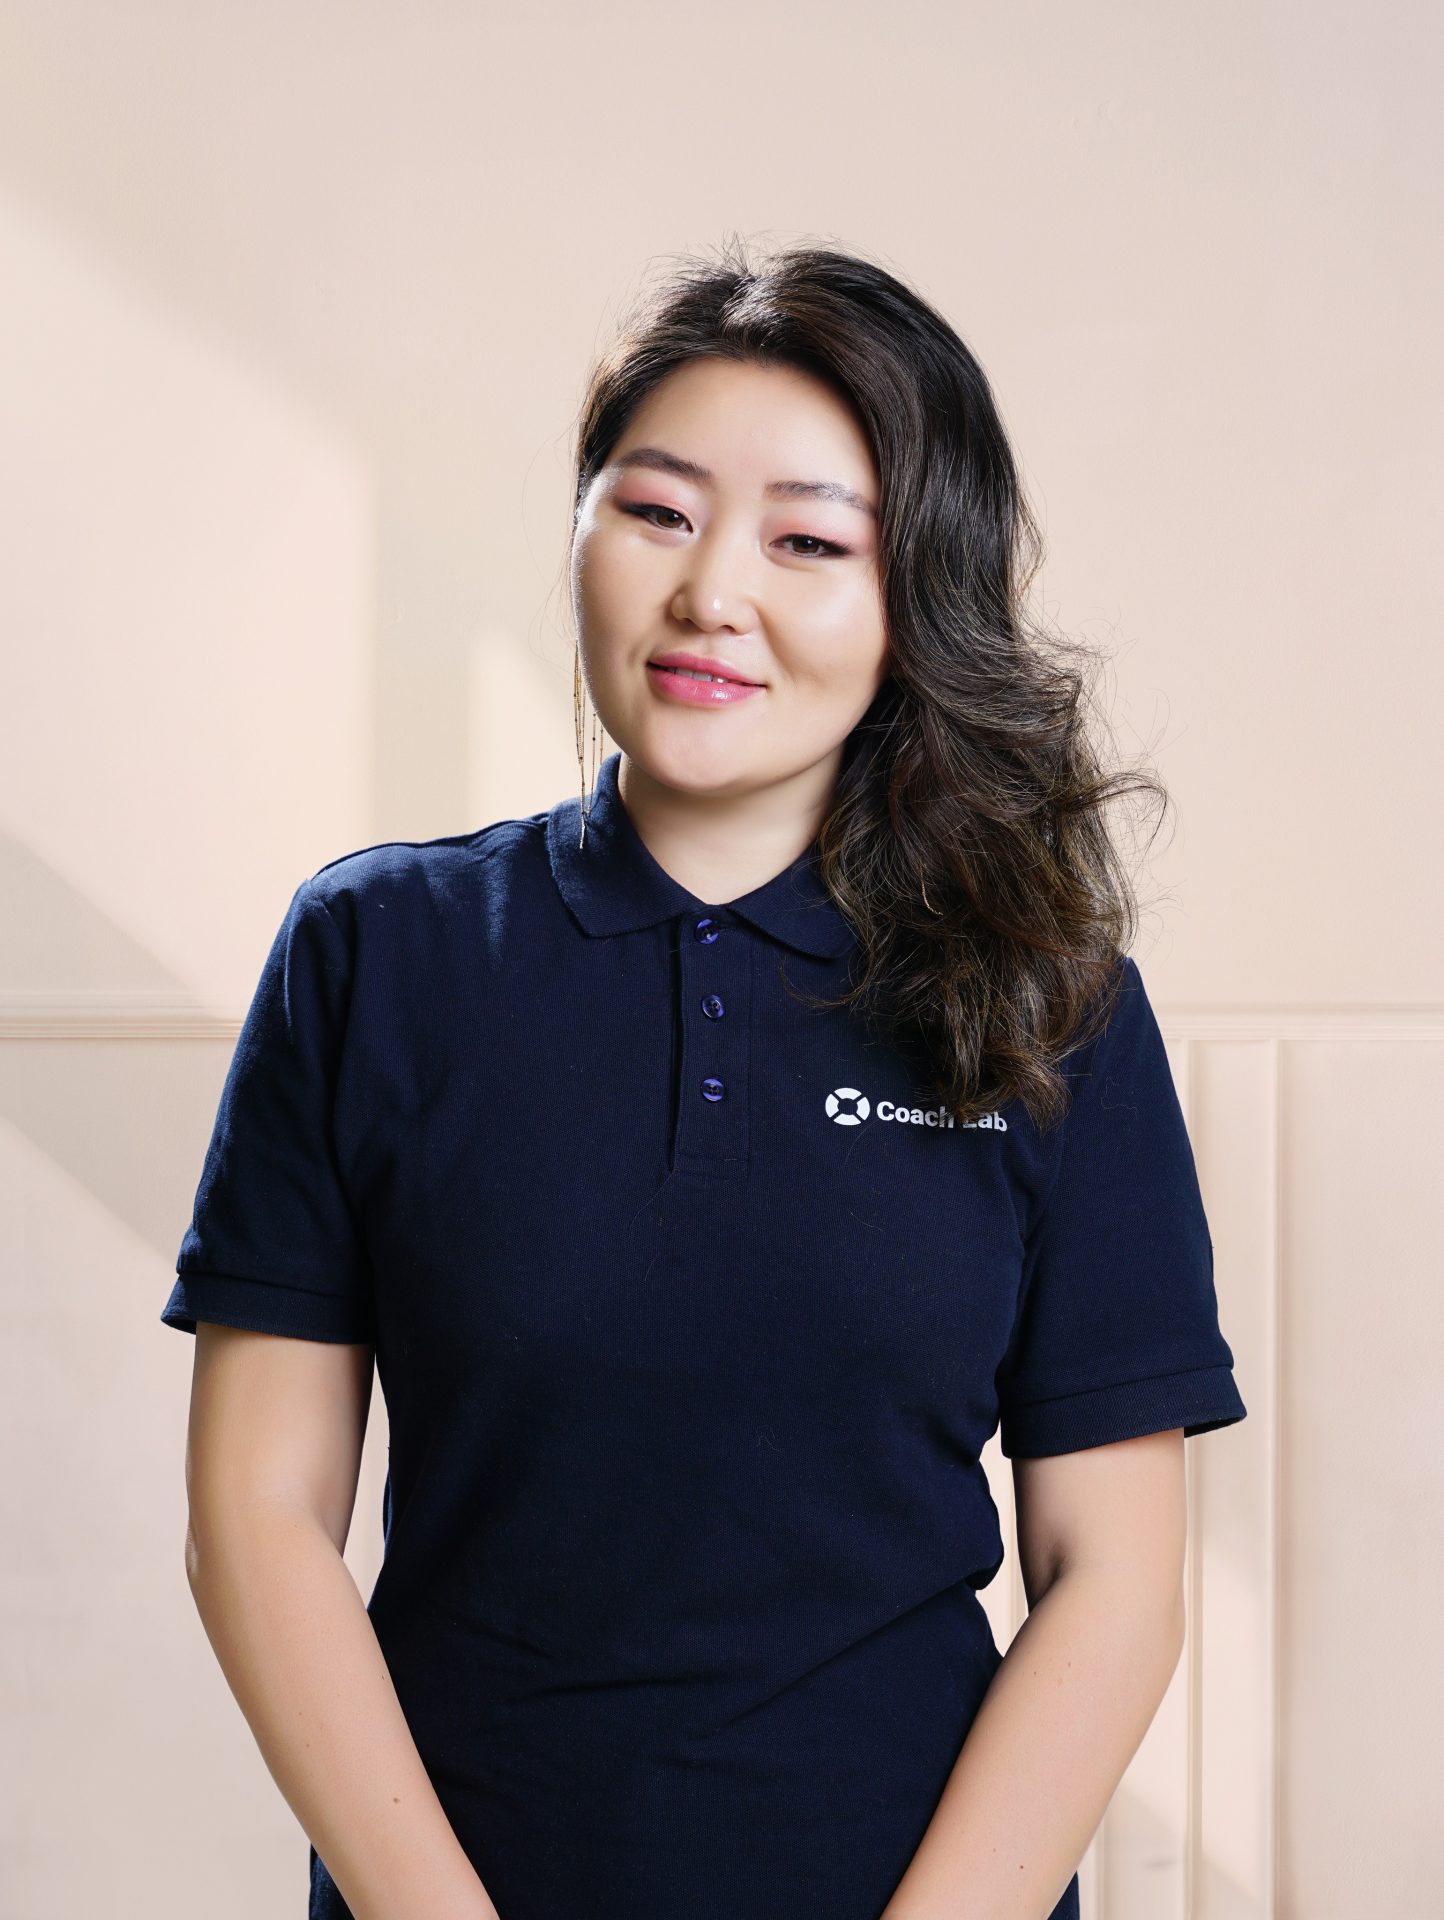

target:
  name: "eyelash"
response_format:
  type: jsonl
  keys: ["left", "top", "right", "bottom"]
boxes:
{"left": 619, "top": 501, "right": 851, "bottom": 559}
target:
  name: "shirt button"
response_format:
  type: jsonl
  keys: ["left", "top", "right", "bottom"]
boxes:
{"left": 701, "top": 1076, "right": 726, "bottom": 1102}
{"left": 701, "top": 994, "right": 725, "bottom": 1019}
{"left": 693, "top": 916, "right": 721, "bottom": 944}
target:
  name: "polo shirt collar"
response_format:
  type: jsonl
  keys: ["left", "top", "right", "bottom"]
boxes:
{"left": 546, "top": 750, "right": 855, "bottom": 960}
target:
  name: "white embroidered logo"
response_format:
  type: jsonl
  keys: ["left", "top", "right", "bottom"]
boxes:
{"left": 824, "top": 1086, "right": 1007, "bottom": 1131}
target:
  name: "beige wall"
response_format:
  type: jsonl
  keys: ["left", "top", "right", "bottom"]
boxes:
{"left": 2, "top": 3, "right": 1439, "bottom": 1915}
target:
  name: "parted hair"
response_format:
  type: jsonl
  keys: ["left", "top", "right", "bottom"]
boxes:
{"left": 568, "top": 235, "right": 1172, "bottom": 1131}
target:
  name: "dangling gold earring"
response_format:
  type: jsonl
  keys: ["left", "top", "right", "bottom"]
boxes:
{"left": 573, "top": 641, "right": 604, "bottom": 849}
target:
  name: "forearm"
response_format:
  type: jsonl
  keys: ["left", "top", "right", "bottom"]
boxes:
{"left": 880, "top": 1567, "right": 1186, "bottom": 1920}
{"left": 185, "top": 1501, "right": 499, "bottom": 1920}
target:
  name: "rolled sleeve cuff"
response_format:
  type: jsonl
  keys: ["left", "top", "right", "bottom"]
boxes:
{"left": 159, "top": 1269, "right": 376, "bottom": 1344}
{"left": 999, "top": 1363, "right": 1247, "bottom": 1459}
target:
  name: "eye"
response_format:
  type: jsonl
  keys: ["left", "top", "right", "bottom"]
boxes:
{"left": 619, "top": 502, "right": 850, "bottom": 558}
{"left": 619, "top": 501, "right": 689, "bottom": 532}
{"left": 778, "top": 533, "right": 851, "bottom": 558}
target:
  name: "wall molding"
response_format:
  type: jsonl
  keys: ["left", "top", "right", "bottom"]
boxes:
{"left": 2, "top": 994, "right": 1441, "bottom": 1042}
{"left": 0, "top": 995, "right": 238, "bottom": 1039}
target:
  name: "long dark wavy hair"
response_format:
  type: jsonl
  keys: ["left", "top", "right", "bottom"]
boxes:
{"left": 567, "top": 237, "right": 1171, "bottom": 1133}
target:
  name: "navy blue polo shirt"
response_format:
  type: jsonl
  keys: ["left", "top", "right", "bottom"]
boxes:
{"left": 161, "top": 748, "right": 1246, "bottom": 1920}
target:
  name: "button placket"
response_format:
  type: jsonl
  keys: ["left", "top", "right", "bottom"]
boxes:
{"left": 673, "top": 911, "right": 752, "bottom": 1178}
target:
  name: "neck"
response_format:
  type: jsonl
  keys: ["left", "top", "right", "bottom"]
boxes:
{"left": 615, "top": 750, "right": 839, "bottom": 906}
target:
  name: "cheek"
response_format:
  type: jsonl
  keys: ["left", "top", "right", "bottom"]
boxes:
{"left": 573, "top": 533, "right": 628, "bottom": 624}
{"left": 576, "top": 533, "right": 679, "bottom": 662}
{"left": 785, "top": 587, "right": 888, "bottom": 692}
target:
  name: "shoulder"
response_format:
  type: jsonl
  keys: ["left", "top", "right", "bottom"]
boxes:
{"left": 1023, "top": 952, "right": 1172, "bottom": 1180}
{"left": 1083, "top": 952, "right": 1168, "bottom": 1082}
{"left": 1036, "top": 950, "right": 1191, "bottom": 1208}
{"left": 298, "top": 805, "right": 554, "bottom": 934}
{"left": 1056, "top": 953, "right": 1154, "bottom": 1092}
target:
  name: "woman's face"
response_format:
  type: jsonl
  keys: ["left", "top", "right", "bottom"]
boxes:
{"left": 570, "top": 356, "right": 888, "bottom": 801}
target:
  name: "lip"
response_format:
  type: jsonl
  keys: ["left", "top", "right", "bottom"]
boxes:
{"left": 646, "top": 650, "right": 767, "bottom": 709}
{"left": 648, "top": 650, "right": 765, "bottom": 686}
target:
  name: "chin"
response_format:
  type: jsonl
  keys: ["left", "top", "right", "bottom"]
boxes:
{"left": 625, "top": 724, "right": 767, "bottom": 797}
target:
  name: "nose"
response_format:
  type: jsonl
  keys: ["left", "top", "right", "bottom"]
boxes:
{"left": 670, "top": 526, "right": 756, "bottom": 633}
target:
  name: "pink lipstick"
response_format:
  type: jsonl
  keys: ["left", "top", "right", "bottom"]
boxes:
{"left": 646, "top": 650, "right": 766, "bottom": 708}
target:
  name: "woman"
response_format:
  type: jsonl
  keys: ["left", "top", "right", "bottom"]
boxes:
{"left": 162, "top": 240, "right": 1247, "bottom": 1920}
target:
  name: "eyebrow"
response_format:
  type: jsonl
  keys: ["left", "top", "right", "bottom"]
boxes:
{"left": 609, "top": 446, "right": 877, "bottom": 519}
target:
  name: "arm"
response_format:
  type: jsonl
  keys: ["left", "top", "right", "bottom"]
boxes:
{"left": 181, "top": 1322, "right": 500, "bottom": 1920}
{"left": 880, "top": 1428, "right": 1189, "bottom": 1920}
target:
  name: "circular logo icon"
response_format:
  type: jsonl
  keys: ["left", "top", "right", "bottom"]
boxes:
{"left": 825, "top": 1086, "right": 870, "bottom": 1126}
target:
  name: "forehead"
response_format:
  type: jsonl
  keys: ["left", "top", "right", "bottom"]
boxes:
{"left": 609, "top": 358, "right": 878, "bottom": 498}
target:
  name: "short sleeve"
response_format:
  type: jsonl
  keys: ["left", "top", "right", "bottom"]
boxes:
{"left": 159, "top": 876, "right": 377, "bottom": 1343}
{"left": 995, "top": 955, "right": 1247, "bottom": 1458}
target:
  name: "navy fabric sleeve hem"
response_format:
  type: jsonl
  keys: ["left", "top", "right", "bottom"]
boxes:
{"left": 998, "top": 1362, "right": 1247, "bottom": 1459}
{"left": 159, "top": 1269, "right": 377, "bottom": 1344}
